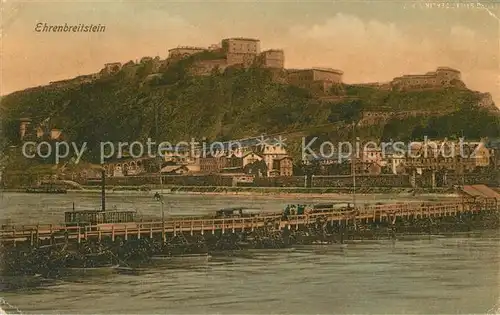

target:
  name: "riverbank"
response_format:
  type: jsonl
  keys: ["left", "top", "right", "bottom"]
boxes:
{"left": 1, "top": 185, "right": 462, "bottom": 196}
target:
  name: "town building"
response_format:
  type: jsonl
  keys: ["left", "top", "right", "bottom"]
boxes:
{"left": 302, "top": 153, "right": 349, "bottom": 166}
{"left": 259, "top": 144, "right": 292, "bottom": 177}
{"left": 162, "top": 150, "right": 200, "bottom": 173}
{"left": 402, "top": 139, "right": 491, "bottom": 173}
{"left": 187, "top": 140, "right": 295, "bottom": 177}
{"left": 465, "top": 141, "right": 491, "bottom": 167}
{"left": 199, "top": 155, "right": 228, "bottom": 174}
{"left": 106, "top": 158, "right": 147, "bottom": 177}
{"left": 273, "top": 156, "right": 293, "bottom": 176}
{"left": 384, "top": 147, "right": 406, "bottom": 175}
{"left": 361, "top": 146, "right": 384, "bottom": 165}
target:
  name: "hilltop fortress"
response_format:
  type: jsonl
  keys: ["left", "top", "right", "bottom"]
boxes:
{"left": 167, "top": 38, "right": 285, "bottom": 72}
{"left": 44, "top": 37, "right": 496, "bottom": 111}
{"left": 391, "top": 67, "right": 464, "bottom": 90}
{"left": 162, "top": 38, "right": 346, "bottom": 94}
{"left": 51, "top": 37, "right": 466, "bottom": 92}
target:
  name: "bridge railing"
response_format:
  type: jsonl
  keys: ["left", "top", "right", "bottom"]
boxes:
{"left": 134, "top": 214, "right": 282, "bottom": 231}
{"left": 0, "top": 224, "right": 82, "bottom": 239}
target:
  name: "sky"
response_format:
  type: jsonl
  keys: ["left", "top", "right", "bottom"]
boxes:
{"left": 1, "top": 0, "right": 499, "bottom": 106}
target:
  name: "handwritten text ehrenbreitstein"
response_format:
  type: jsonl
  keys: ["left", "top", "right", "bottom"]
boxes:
{"left": 35, "top": 23, "right": 106, "bottom": 33}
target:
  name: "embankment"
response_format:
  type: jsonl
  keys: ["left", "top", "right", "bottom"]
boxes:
{"left": 2, "top": 186, "right": 461, "bottom": 199}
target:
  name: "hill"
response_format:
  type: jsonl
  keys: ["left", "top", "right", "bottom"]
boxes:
{"left": 1, "top": 57, "right": 499, "bottom": 163}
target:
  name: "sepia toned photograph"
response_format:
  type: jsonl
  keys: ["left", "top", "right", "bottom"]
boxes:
{"left": 0, "top": 0, "right": 499, "bottom": 314}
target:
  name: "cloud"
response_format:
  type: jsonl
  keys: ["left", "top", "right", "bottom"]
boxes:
{"left": 284, "top": 14, "right": 499, "bottom": 106}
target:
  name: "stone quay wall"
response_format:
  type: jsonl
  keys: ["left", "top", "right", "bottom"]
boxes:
{"left": 81, "top": 174, "right": 412, "bottom": 188}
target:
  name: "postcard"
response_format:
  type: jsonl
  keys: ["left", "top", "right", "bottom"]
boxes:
{"left": 1, "top": 1, "right": 499, "bottom": 314}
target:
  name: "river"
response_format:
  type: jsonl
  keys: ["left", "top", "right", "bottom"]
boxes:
{"left": 0, "top": 192, "right": 499, "bottom": 314}
{"left": 0, "top": 191, "right": 459, "bottom": 224}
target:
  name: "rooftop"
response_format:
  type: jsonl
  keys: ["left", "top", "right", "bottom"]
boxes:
{"left": 437, "top": 66, "right": 460, "bottom": 73}
{"left": 243, "top": 151, "right": 263, "bottom": 158}
{"left": 222, "top": 37, "right": 260, "bottom": 42}
{"left": 400, "top": 74, "right": 437, "bottom": 79}
{"left": 461, "top": 185, "right": 500, "bottom": 199}
{"left": 289, "top": 68, "right": 344, "bottom": 75}
{"left": 312, "top": 67, "right": 343, "bottom": 73}
{"left": 393, "top": 67, "right": 461, "bottom": 80}
{"left": 168, "top": 46, "right": 206, "bottom": 52}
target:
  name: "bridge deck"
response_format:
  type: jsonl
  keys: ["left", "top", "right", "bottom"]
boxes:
{"left": 1, "top": 200, "right": 498, "bottom": 244}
